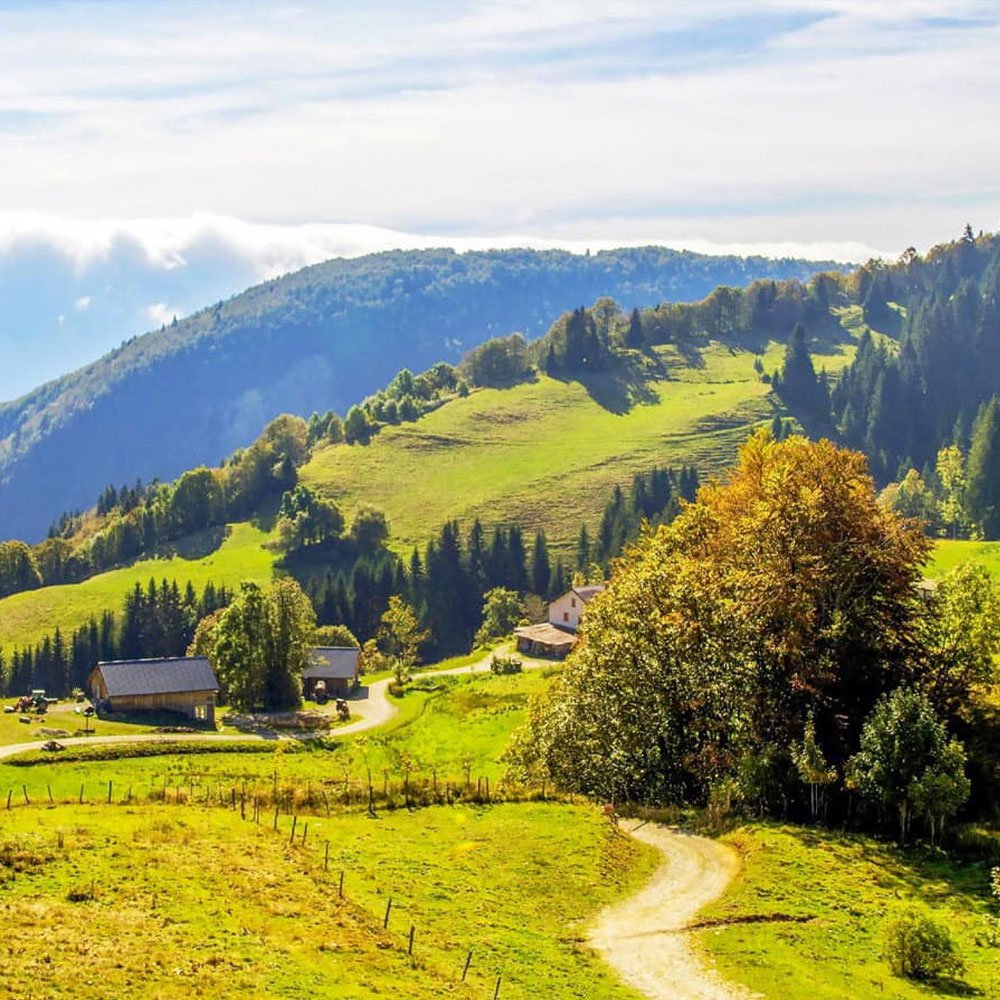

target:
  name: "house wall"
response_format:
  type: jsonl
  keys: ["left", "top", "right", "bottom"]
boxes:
{"left": 548, "top": 591, "right": 583, "bottom": 631}
{"left": 106, "top": 690, "right": 216, "bottom": 723}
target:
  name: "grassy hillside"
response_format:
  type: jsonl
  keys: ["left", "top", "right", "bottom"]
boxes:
{"left": 927, "top": 538, "right": 1000, "bottom": 579}
{"left": 700, "top": 824, "right": 999, "bottom": 1000}
{"left": 302, "top": 339, "right": 856, "bottom": 556}
{"left": 0, "top": 522, "right": 274, "bottom": 653}
{"left": 0, "top": 801, "right": 654, "bottom": 1000}
{"left": 0, "top": 338, "right": 857, "bottom": 653}
{"left": 0, "top": 246, "right": 836, "bottom": 543}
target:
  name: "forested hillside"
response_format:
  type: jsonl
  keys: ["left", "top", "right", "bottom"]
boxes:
{"left": 0, "top": 246, "right": 833, "bottom": 541}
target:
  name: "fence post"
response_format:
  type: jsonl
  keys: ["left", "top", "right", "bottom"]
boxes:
{"left": 383, "top": 898, "right": 392, "bottom": 929}
{"left": 23, "top": 785, "right": 30, "bottom": 805}
{"left": 301, "top": 822, "right": 308, "bottom": 845}
{"left": 494, "top": 975, "right": 502, "bottom": 999}
{"left": 273, "top": 807, "right": 279, "bottom": 831}
{"left": 106, "top": 781, "right": 112, "bottom": 804}
{"left": 324, "top": 841, "right": 330, "bottom": 871}
{"left": 339, "top": 869, "right": 344, "bottom": 898}
{"left": 408, "top": 924, "right": 415, "bottom": 956}
{"left": 462, "top": 951, "right": 472, "bottom": 981}
{"left": 6, "top": 789, "right": 11, "bottom": 810}
{"left": 289, "top": 815, "right": 297, "bottom": 844}
{"left": 47, "top": 785, "right": 53, "bottom": 804}
{"left": 79, "top": 785, "right": 84, "bottom": 804}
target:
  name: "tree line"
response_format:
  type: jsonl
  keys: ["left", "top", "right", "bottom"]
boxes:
{"left": 0, "top": 579, "right": 232, "bottom": 699}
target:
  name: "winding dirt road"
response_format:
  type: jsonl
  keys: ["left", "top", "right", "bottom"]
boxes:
{"left": 589, "top": 823, "right": 756, "bottom": 1000}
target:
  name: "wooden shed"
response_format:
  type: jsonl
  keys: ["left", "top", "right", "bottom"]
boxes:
{"left": 89, "top": 657, "right": 219, "bottom": 723}
{"left": 513, "top": 622, "right": 576, "bottom": 658}
{"left": 303, "top": 647, "right": 360, "bottom": 698}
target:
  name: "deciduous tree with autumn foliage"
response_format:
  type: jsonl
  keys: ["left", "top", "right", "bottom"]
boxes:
{"left": 508, "top": 431, "right": 993, "bottom": 834}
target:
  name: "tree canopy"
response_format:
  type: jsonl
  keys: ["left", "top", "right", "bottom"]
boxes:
{"left": 509, "top": 431, "right": 933, "bottom": 809}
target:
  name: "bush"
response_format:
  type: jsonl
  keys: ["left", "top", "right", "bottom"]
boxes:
{"left": 883, "top": 909, "right": 964, "bottom": 981}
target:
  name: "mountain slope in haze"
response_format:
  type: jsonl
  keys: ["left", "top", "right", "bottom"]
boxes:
{"left": 0, "top": 246, "right": 837, "bottom": 541}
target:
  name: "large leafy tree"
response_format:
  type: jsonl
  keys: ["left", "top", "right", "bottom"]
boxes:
{"left": 377, "top": 595, "right": 429, "bottom": 684}
{"left": 213, "top": 581, "right": 270, "bottom": 711}
{"left": 509, "top": 431, "right": 930, "bottom": 803}
{"left": 264, "top": 577, "right": 316, "bottom": 710}
{"left": 212, "top": 578, "right": 315, "bottom": 711}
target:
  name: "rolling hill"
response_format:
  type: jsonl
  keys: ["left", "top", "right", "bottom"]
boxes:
{"left": 0, "top": 246, "right": 836, "bottom": 542}
{"left": 0, "top": 335, "right": 856, "bottom": 653}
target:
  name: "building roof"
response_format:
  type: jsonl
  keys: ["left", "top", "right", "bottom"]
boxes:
{"left": 304, "top": 647, "right": 360, "bottom": 680}
{"left": 572, "top": 584, "right": 606, "bottom": 603}
{"left": 514, "top": 622, "right": 577, "bottom": 648}
{"left": 94, "top": 657, "right": 218, "bottom": 698}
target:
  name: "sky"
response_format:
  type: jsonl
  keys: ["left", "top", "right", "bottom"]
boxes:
{"left": 0, "top": 0, "right": 997, "bottom": 400}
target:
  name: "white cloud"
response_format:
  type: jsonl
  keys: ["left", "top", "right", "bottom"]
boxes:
{"left": 0, "top": 1, "right": 988, "bottom": 252}
{"left": 145, "top": 302, "right": 174, "bottom": 326}
{"left": 73, "top": 295, "right": 91, "bottom": 310}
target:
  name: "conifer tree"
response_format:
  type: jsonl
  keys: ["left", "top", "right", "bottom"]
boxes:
{"left": 531, "top": 530, "right": 551, "bottom": 597}
{"left": 967, "top": 395, "right": 1000, "bottom": 539}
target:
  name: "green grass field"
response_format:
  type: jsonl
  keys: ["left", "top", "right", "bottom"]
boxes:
{"left": 302, "top": 340, "right": 855, "bottom": 557}
{"left": 700, "top": 824, "right": 1000, "bottom": 1000}
{"left": 0, "top": 801, "right": 655, "bottom": 1000}
{"left": 0, "top": 521, "right": 275, "bottom": 654}
{"left": 0, "top": 667, "right": 557, "bottom": 797}
{"left": 927, "top": 538, "right": 1000, "bottom": 579}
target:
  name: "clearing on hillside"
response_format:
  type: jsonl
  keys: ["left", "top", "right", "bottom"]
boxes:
{"left": 302, "top": 340, "right": 855, "bottom": 556}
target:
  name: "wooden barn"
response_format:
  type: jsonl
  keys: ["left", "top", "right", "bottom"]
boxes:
{"left": 513, "top": 622, "right": 576, "bottom": 658}
{"left": 303, "top": 647, "right": 360, "bottom": 698}
{"left": 89, "top": 657, "right": 219, "bottom": 723}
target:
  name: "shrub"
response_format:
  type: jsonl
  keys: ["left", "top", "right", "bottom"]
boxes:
{"left": 883, "top": 909, "right": 964, "bottom": 980}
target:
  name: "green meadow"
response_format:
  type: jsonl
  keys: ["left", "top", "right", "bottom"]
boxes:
{"left": 700, "top": 824, "right": 1000, "bottom": 1000}
{"left": 0, "top": 667, "right": 557, "bottom": 797}
{"left": 928, "top": 538, "right": 1000, "bottom": 579}
{"left": 0, "top": 522, "right": 275, "bottom": 654}
{"left": 0, "top": 801, "right": 654, "bottom": 1000}
{"left": 302, "top": 340, "right": 855, "bottom": 557}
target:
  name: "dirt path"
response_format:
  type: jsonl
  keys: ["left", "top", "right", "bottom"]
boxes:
{"left": 589, "top": 823, "right": 756, "bottom": 1000}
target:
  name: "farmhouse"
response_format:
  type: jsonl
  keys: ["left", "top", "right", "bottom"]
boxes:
{"left": 546, "top": 584, "right": 605, "bottom": 632}
{"left": 303, "top": 647, "right": 360, "bottom": 698}
{"left": 89, "top": 657, "right": 219, "bottom": 723}
{"left": 514, "top": 584, "right": 607, "bottom": 658}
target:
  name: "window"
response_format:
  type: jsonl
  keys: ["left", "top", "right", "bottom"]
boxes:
{"left": 571, "top": 598, "right": 576, "bottom": 608}
{"left": 194, "top": 704, "right": 207, "bottom": 721}
{"left": 563, "top": 612, "right": 569, "bottom": 621}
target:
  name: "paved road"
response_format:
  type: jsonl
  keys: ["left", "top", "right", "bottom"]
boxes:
{"left": 589, "top": 823, "right": 756, "bottom": 1000}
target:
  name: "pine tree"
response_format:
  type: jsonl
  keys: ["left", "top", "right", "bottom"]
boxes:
{"left": 575, "top": 525, "right": 591, "bottom": 573}
{"left": 531, "top": 530, "right": 551, "bottom": 597}
{"left": 967, "top": 395, "right": 1000, "bottom": 538}
{"left": 625, "top": 307, "right": 644, "bottom": 348}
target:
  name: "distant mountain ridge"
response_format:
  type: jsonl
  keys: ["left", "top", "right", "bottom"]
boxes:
{"left": 0, "top": 246, "right": 838, "bottom": 541}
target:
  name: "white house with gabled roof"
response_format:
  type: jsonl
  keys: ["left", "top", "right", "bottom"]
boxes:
{"left": 547, "top": 584, "right": 606, "bottom": 633}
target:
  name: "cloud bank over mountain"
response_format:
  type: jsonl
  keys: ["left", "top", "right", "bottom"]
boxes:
{"left": 0, "top": 213, "right": 882, "bottom": 402}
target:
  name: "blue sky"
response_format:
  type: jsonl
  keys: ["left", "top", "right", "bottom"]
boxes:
{"left": 0, "top": 0, "right": 997, "bottom": 398}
